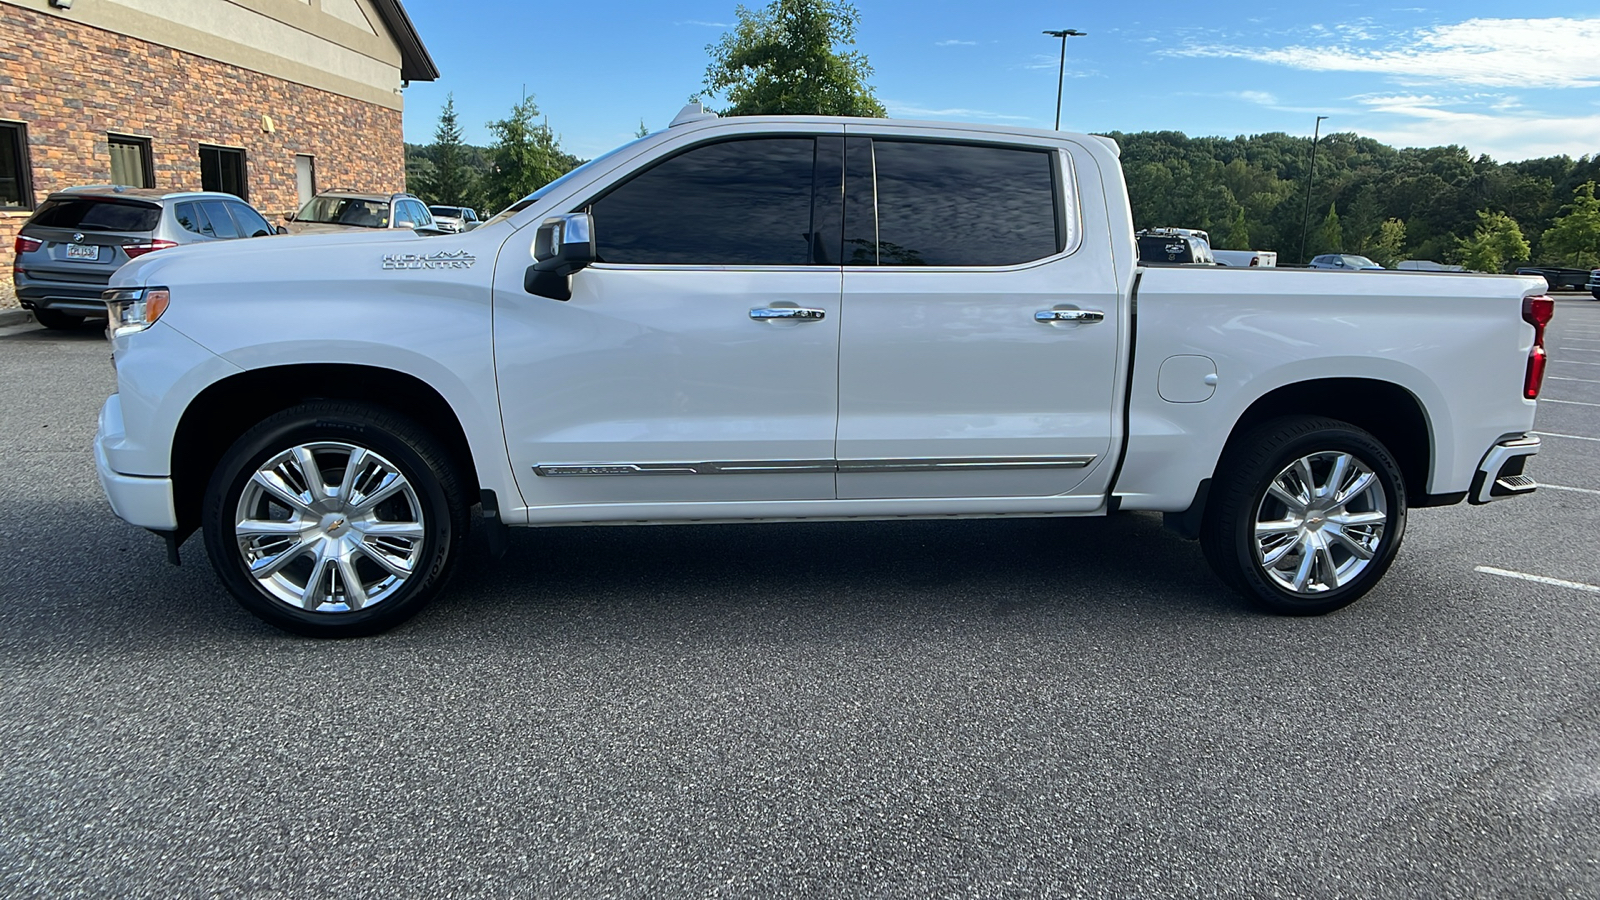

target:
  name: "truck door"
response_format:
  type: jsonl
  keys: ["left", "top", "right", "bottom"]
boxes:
{"left": 835, "top": 133, "right": 1122, "bottom": 500}
{"left": 493, "top": 131, "right": 846, "bottom": 508}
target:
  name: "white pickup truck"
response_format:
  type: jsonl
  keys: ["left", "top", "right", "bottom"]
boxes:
{"left": 94, "top": 107, "right": 1551, "bottom": 636}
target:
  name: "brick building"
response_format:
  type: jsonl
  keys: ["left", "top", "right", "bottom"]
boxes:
{"left": 0, "top": 0, "right": 437, "bottom": 268}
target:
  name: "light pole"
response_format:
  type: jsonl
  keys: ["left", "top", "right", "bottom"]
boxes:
{"left": 1299, "top": 115, "right": 1329, "bottom": 264}
{"left": 1043, "top": 29, "right": 1086, "bottom": 130}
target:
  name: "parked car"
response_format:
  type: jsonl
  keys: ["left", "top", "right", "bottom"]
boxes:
{"left": 1309, "top": 254, "right": 1383, "bottom": 270}
{"left": 284, "top": 191, "right": 442, "bottom": 235}
{"left": 12, "top": 186, "right": 282, "bottom": 330}
{"left": 97, "top": 107, "right": 1547, "bottom": 637}
{"left": 427, "top": 205, "right": 481, "bottom": 233}
{"left": 1137, "top": 227, "right": 1215, "bottom": 264}
{"left": 1213, "top": 249, "right": 1278, "bottom": 267}
{"left": 1396, "top": 260, "right": 1465, "bottom": 272}
{"left": 1588, "top": 268, "right": 1600, "bottom": 300}
{"left": 1514, "top": 266, "right": 1590, "bottom": 292}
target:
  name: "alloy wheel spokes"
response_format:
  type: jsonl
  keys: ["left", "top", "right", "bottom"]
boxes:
{"left": 235, "top": 441, "right": 425, "bottom": 614}
{"left": 1254, "top": 451, "right": 1388, "bottom": 595}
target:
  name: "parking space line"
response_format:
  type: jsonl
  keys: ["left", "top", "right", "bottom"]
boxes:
{"left": 1475, "top": 566, "right": 1600, "bottom": 594}
{"left": 1533, "top": 430, "right": 1600, "bottom": 442}
{"left": 1541, "top": 398, "right": 1600, "bottom": 407}
{"left": 1555, "top": 347, "right": 1600, "bottom": 354}
{"left": 1550, "top": 376, "right": 1600, "bottom": 385}
{"left": 1540, "top": 483, "right": 1600, "bottom": 496}
{"left": 1553, "top": 360, "right": 1600, "bottom": 367}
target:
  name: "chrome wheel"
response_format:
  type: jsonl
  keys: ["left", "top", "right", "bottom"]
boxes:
{"left": 1253, "top": 451, "right": 1388, "bottom": 594}
{"left": 234, "top": 441, "right": 426, "bottom": 614}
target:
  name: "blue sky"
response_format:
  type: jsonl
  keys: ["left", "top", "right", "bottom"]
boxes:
{"left": 398, "top": 2, "right": 1600, "bottom": 164}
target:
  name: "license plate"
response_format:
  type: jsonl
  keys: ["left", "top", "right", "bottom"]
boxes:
{"left": 65, "top": 243, "right": 101, "bottom": 261}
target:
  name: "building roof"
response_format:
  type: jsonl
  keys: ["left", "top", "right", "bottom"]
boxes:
{"left": 371, "top": 0, "right": 439, "bottom": 83}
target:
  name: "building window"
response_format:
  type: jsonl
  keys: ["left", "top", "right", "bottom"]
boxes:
{"left": 108, "top": 134, "right": 155, "bottom": 189}
{"left": 199, "top": 144, "right": 248, "bottom": 199}
{"left": 295, "top": 154, "right": 316, "bottom": 209}
{"left": 0, "top": 121, "right": 33, "bottom": 210}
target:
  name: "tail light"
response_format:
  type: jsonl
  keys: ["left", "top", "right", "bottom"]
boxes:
{"left": 13, "top": 235, "right": 42, "bottom": 254}
{"left": 122, "top": 239, "right": 178, "bottom": 259}
{"left": 1523, "top": 295, "right": 1554, "bottom": 399}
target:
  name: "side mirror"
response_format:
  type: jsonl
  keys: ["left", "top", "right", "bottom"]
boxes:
{"left": 525, "top": 213, "right": 597, "bottom": 301}
{"left": 275, "top": 225, "right": 288, "bottom": 235}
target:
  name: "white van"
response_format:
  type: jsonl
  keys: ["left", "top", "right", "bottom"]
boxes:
{"left": 1213, "top": 249, "right": 1278, "bottom": 267}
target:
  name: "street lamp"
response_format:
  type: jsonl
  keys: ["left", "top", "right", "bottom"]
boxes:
{"left": 1043, "top": 29, "right": 1087, "bottom": 130}
{"left": 1298, "top": 115, "right": 1329, "bottom": 264}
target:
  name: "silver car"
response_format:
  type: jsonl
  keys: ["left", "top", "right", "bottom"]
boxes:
{"left": 427, "top": 205, "right": 481, "bottom": 233}
{"left": 284, "top": 191, "right": 442, "bottom": 236}
{"left": 13, "top": 186, "right": 282, "bottom": 330}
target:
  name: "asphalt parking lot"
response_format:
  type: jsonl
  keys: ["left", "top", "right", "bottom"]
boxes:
{"left": 1, "top": 301, "right": 1598, "bottom": 899}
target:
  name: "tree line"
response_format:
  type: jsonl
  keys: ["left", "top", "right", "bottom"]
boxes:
{"left": 1112, "top": 130, "right": 1600, "bottom": 270}
{"left": 404, "top": 0, "right": 1600, "bottom": 273}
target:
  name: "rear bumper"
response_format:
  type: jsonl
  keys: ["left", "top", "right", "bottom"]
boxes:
{"left": 95, "top": 395, "right": 178, "bottom": 530}
{"left": 1470, "top": 434, "right": 1540, "bottom": 505}
{"left": 16, "top": 279, "right": 112, "bottom": 317}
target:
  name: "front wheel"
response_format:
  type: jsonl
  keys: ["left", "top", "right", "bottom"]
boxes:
{"left": 201, "top": 402, "right": 468, "bottom": 637}
{"left": 1201, "top": 416, "right": 1407, "bottom": 615}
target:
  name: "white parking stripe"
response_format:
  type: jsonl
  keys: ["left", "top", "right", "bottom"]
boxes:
{"left": 1550, "top": 376, "right": 1600, "bottom": 385}
{"left": 1533, "top": 430, "right": 1600, "bottom": 442}
{"left": 1553, "top": 359, "right": 1600, "bottom": 367}
{"left": 1554, "top": 347, "right": 1600, "bottom": 354}
{"left": 1540, "top": 483, "right": 1600, "bottom": 496}
{"left": 1541, "top": 398, "right": 1600, "bottom": 407}
{"left": 1475, "top": 566, "right": 1600, "bottom": 594}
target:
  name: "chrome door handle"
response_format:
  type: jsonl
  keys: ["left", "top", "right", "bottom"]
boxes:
{"left": 750, "top": 307, "right": 826, "bottom": 320}
{"left": 1036, "top": 309, "right": 1105, "bottom": 324}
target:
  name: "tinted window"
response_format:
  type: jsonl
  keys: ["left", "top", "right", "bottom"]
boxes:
{"left": 1, "top": 121, "right": 33, "bottom": 209}
{"left": 30, "top": 197, "right": 161, "bottom": 231}
{"left": 227, "top": 202, "right": 273, "bottom": 237}
{"left": 200, "top": 200, "right": 241, "bottom": 238}
{"left": 174, "top": 202, "right": 204, "bottom": 235}
{"left": 405, "top": 201, "right": 433, "bottom": 227}
{"left": 590, "top": 138, "right": 818, "bottom": 266}
{"left": 1138, "top": 235, "right": 1194, "bottom": 264}
{"left": 863, "top": 141, "right": 1059, "bottom": 267}
{"left": 199, "top": 145, "right": 247, "bottom": 199}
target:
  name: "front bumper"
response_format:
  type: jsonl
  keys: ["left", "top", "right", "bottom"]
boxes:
{"left": 1470, "top": 434, "right": 1540, "bottom": 505}
{"left": 95, "top": 394, "right": 177, "bottom": 530}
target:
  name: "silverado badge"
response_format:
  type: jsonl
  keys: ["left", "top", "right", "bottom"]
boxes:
{"left": 382, "top": 250, "right": 477, "bottom": 271}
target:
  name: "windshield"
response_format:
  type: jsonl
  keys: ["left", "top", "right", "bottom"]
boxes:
{"left": 482, "top": 141, "right": 637, "bottom": 226}
{"left": 31, "top": 197, "right": 162, "bottom": 232}
{"left": 295, "top": 196, "right": 390, "bottom": 228}
{"left": 1347, "top": 256, "right": 1379, "bottom": 268}
{"left": 429, "top": 206, "right": 462, "bottom": 218}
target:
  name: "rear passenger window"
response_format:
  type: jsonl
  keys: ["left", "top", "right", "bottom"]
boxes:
{"left": 200, "top": 200, "right": 240, "bottom": 239}
{"left": 175, "top": 202, "right": 204, "bottom": 235}
{"left": 854, "top": 141, "right": 1061, "bottom": 267}
{"left": 589, "top": 138, "right": 819, "bottom": 266}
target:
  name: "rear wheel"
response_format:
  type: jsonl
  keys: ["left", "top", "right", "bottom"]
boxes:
{"left": 201, "top": 402, "right": 468, "bottom": 637}
{"left": 1590, "top": 290, "right": 1600, "bottom": 301}
{"left": 1201, "top": 416, "right": 1406, "bottom": 615}
{"left": 33, "top": 308, "right": 86, "bottom": 330}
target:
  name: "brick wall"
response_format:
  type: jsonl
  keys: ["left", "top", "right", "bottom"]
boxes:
{"left": 0, "top": 3, "right": 405, "bottom": 286}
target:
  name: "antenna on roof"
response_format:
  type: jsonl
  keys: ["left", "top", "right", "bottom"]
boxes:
{"left": 670, "top": 101, "right": 718, "bottom": 128}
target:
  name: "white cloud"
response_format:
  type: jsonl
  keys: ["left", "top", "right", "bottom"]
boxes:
{"left": 675, "top": 20, "right": 732, "bottom": 28}
{"left": 935, "top": 39, "right": 977, "bottom": 47}
{"left": 1357, "top": 106, "right": 1600, "bottom": 161}
{"left": 1167, "top": 17, "right": 1600, "bottom": 89}
{"left": 1232, "top": 90, "right": 1278, "bottom": 106}
{"left": 883, "top": 101, "right": 1034, "bottom": 122}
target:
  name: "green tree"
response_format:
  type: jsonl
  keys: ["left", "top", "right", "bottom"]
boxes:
{"left": 702, "top": 0, "right": 886, "bottom": 117}
{"left": 1314, "top": 202, "right": 1343, "bottom": 255}
{"left": 1369, "top": 218, "right": 1407, "bottom": 268}
{"left": 1223, "top": 206, "right": 1251, "bottom": 250}
{"left": 483, "top": 95, "right": 577, "bottom": 213}
{"left": 1541, "top": 182, "right": 1600, "bottom": 269}
{"left": 635, "top": 119, "right": 650, "bottom": 139}
{"left": 416, "top": 94, "right": 479, "bottom": 209}
{"left": 1457, "top": 210, "right": 1531, "bottom": 273}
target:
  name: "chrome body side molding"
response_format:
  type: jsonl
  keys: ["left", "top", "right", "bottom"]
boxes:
{"left": 535, "top": 455, "right": 1098, "bottom": 476}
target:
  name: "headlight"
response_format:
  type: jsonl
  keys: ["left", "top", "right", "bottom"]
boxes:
{"left": 104, "top": 287, "right": 170, "bottom": 339}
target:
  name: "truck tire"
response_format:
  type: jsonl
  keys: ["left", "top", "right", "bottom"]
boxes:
{"left": 1200, "top": 416, "right": 1406, "bottom": 615}
{"left": 1591, "top": 290, "right": 1600, "bottom": 301}
{"left": 201, "top": 401, "right": 468, "bottom": 637}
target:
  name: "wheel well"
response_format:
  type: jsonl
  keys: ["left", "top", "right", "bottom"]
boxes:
{"left": 1222, "top": 378, "right": 1433, "bottom": 506}
{"left": 170, "top": 364, "right": 479, "bottom": 536}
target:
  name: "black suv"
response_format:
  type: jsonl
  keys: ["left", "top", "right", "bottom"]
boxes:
{"left": 13, "top": 187, "right": 281, "bottom": 329}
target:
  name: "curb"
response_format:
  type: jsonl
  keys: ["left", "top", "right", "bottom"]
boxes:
{"left": 0, "top": 308, "right": 34, "bottom": 328}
